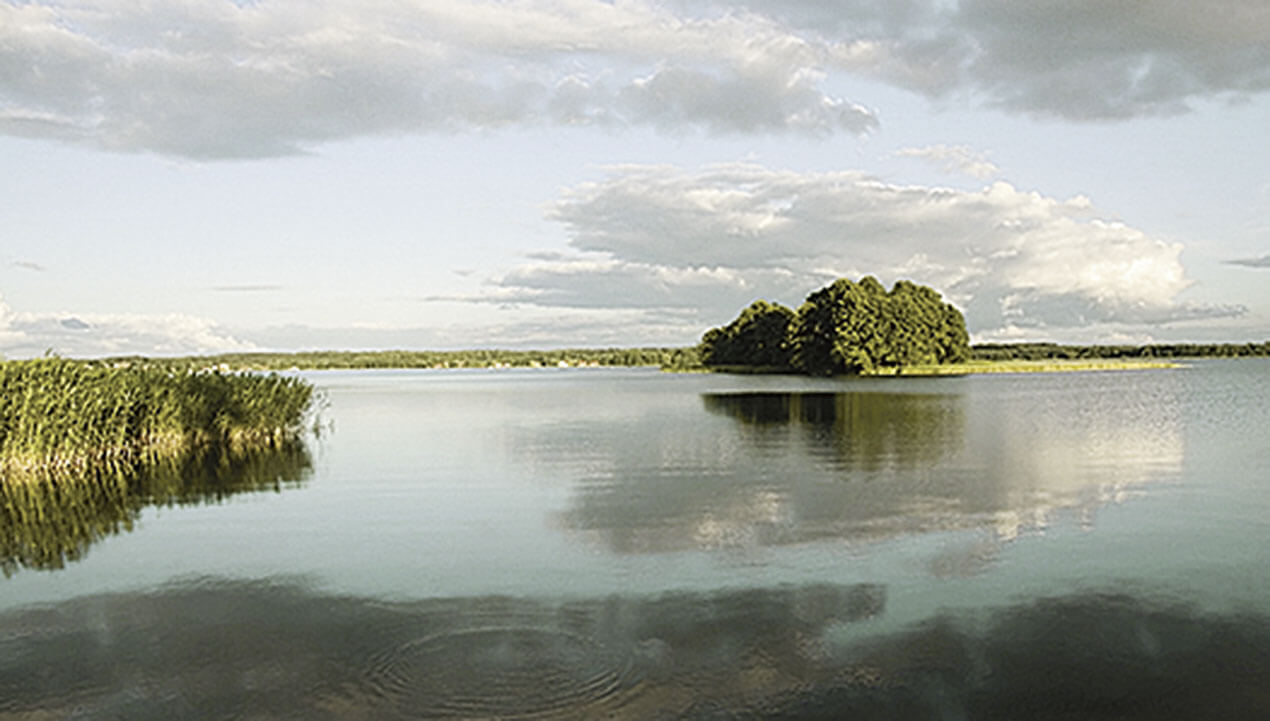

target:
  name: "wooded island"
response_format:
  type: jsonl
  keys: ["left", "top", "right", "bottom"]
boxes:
{"left": 699, "top": 277, "right": 969, "bottom": 375}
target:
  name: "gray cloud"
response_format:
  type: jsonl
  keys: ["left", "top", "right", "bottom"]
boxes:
{"left": 0, "top": 0, "right": 875, "bottom": 159}
{"left": 688, "top": 0, "right": 1270, "bottom": 120}
{"left": 1225, "top": 254, "right": 1270, "bottom": 268}
{"left": 473, "top": 164, "right": 1243, "bottom": 335}
{"left": 6, "top": 1, "right": 1264, "bottom": 160}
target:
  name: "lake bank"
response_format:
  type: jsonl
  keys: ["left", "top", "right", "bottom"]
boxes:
{"left": 865, "top": 358, "right": 1182, "bottom": 375}
{"left": 679, "top": 358, "right": 1182, "bottom": 376}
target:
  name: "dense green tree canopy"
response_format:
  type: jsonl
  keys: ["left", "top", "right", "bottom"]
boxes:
{"left": 699, "top": 300, "right": 795, "bottom": 369}
{"left": 700, "top": 277, "right": 969, "bottom": 375}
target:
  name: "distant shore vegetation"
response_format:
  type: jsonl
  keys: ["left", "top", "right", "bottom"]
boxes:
{"left": 698, "top": 277, "right": 970, "bottom": 376}
{"left": 69, "top": 339, "right": 1270, "bottom": 377}
{"left": 92, "top": 347, "right": 694, "bottom": 373}
{"left": 0, "top": 358, "right": 315, "bottom": 477}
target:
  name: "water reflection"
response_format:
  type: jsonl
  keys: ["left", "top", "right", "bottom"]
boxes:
{"left": 559, "top": 388, "right": 1182, "bottom": 555}
{"left": 0, "top": 441, "right": 312, "bottom": 576}
{"left": 703, "top": 392, "right": 965, "bottom": 471}
{"left": 1, "top": 579, "right": 1264, "bottom": 720}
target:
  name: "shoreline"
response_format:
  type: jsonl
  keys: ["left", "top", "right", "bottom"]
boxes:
{"left": 674, "top": 358, "right": 1183, "bottom": 376}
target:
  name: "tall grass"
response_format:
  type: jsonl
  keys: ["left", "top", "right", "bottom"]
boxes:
{"left": 0, "top": 358, "right": 315, "bottom": 474}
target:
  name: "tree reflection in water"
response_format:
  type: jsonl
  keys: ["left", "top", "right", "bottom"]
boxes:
{"left": 0, "top": 440, "right": 312, "bottom": 576}
{"left": 703, "top": 391, "right": 965, "bottom": 471}
{"left": 1, "top": 579, "right": 1265, "bottom": 720}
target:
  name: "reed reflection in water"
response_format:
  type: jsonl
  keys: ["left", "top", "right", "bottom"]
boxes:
{"left": 559, "top": 388, "right": 1181, "bottom": 554}
{"left": 1, "top": 578, "right": 1265, "bottom": 720}
{"left": 0, "top": 441, "right": 312, "bottom": 576}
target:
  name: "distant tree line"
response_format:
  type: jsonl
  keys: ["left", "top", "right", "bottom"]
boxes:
{"left": 698, "top": 276, "right": 970, "bottom": 375}
{"left": 95, "top": 347, "right": 689, "bottom": 372}
{"left": 76, "top": 336, "right": 1268, "bottom": 376}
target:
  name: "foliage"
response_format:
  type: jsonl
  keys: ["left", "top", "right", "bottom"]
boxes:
{"left": 0, "top": 358, "right": 315, "bottom": 474}
{"left": 699, "top": 300, "right": 795, "bottom": 369}
{"left": 700, "top": 276, "right": 970, "bottom": 376}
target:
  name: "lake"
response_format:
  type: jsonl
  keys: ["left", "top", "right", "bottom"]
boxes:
{"left": 2, "top": 360, "right": 1268, "bottom": 719}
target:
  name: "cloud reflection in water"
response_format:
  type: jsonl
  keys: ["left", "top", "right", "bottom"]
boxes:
{"left": 556, "top": 387, "right": 1182, "bottom": 555}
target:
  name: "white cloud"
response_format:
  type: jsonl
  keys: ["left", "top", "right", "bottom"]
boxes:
{"left": 0, "top": 0, "right": 876, "bottom": 158}
{"left": 249, "top": 308, "right": 702, "bottom": 350}
{"left": 0, "top": 293, "right": 254, "bottom": 359}
{"left": 473, "top": 164, "right": 1243, "bottom": 335}
{"left": 896, "top": 144, "right": 998, "bottom": 178}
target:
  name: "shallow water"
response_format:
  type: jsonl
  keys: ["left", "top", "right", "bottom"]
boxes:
{"left": 2, "top": 360, "right": 1268, "bottom": 719}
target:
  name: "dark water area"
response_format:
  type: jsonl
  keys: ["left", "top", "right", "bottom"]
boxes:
{"left": 1, "top": 360, "right": 1268, "bottom": 718}
{"left": 3, "top": 580, "right": 1267, "bottom": 720}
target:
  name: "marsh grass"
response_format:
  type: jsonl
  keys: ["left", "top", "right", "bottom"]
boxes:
{"left": 0, "top": 358, "right": 315, "bottom": 476}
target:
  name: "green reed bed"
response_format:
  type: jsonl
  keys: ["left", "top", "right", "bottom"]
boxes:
{"left": 0, "top": 358, "right": 315, "bottom": 476}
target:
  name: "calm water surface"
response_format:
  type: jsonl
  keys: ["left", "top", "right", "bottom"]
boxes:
{"left": 2, "top": 361, "right": 1268, "bottom": 719}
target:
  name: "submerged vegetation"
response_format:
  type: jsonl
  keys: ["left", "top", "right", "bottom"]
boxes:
{"left": 699, "top": 277, "right": 970, "bottom": 375}
{"left": 0, "top": 358, "right": 315, "bottom": 475}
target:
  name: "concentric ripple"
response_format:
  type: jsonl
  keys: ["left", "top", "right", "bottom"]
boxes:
{"left": 362, "top": 623, "right": 645, "bottom": 718}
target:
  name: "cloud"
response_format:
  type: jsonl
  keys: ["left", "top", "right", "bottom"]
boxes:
{"left": 896, "top": 145, "right": 998, "bottom": 178}
{"left": 7, "top": 0, "right": 1264, "bottom": 159}
{"left": 467, "top": 163, "right": 1242, "bottom": 336}
{"left": 0, "top": 0, "right": 876, "bottom": 158}
{"left": 211, "top": 284, "right": 283, "bottom": 292}
{"left": 1225, "top": 254, "right": 1270, "bottom": 268}
{"left": 686, "top": 0, "right": 1270, "bottom": 120}
{"left": 249, "top": 309, "right": 699, "bottom": 350}
{"left": 10, "top": 260, "right": 46, "bottom": 272}
{"left": 0, "top": 293, "right": 254, "bottom": 358}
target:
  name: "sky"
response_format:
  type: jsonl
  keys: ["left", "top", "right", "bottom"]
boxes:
{"left": 1, "top": 0, "right": 1268, "bottom": 358}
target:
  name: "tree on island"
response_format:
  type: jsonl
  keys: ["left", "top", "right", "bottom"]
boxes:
{"left": 699, "top": 277, "right": 969, "bottom": 375}
{"left": 699, "top": 300, "right": 795, "bottom": 369}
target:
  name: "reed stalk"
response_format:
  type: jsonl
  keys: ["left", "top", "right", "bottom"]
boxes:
{"left": 0, "top": 358, "right": 315, "bottom": 478}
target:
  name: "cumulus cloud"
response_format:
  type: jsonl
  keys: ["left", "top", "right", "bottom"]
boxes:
{"left": 0, "top": 0, "right": 876, "bottom": 158}
{"left": 897, "top": 144, "right": 998, "bottom": 178}
{"left": 1225, "top": 254, "right": 1270, "bottom": 268}
{"left": 0, "top": 293, "right": 254, "bottom": 358}
{"left": 6, "top": 0, "right": 1266, "bottom": 159}
{"left": 469, "top": 164, "right": 1242, "bottom": 336}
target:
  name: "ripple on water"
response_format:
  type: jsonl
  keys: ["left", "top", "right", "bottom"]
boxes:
{"left": 361, "top": 623, "right": 645, "bottom": 719}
